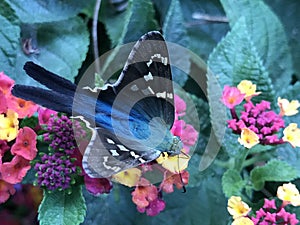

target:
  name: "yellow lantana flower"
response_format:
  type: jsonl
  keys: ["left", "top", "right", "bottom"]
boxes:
{"left": 0, "top": 109, "right": 19, "bottom": 141}
{"left": 112, "top": 168, "right": 142, "bottom": 187}
{"left": 282, "top": 123, "right": 300, "bottom": 148}
{"left": 156, "top": 152, "right": 190, "bottom": 173}
{"left": 278, "top": 97, "right": 300, "bottom": 116}
{"left": 237, "top": 80, "right": 261, "bottom": 101}
{"left": 232, "top": 217, "right": 254, "bottom": 225}
{"left": 238, "top": 128, "right": 259, "bottom": 149}
{"left": 277, "top": 182, "right": 300, "bottom": 206}
{"left": 227, "top": 196, "right": 251, "bottom": 219}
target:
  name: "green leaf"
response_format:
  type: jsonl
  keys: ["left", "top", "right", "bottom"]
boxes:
{"left": 277, "top": 144, "right": 300, "bottom": 175}
{"left": 163, "top": 0, "right": 189, "bottom": 86}
{"left": 100, "top": 0, "right": 158, "bottom": 47}
{"left": 38, "top": 186, "right": 86, "bottom": 225}
{"left": 11, "top": 17, "right": 89, "bottom": 85}
{"left": 97, "top": 0, "right": 158, "bottom": 84}
{"left": 264, "top": 0, "right": 300, "bottom": 80}
{"left": 206, "top": 69, "right": 227, "bottom": 162}
{"left": 22, "top": 167, "right": 36, "bottom": 184}
{"left": 181, "top": 0, "right": 230, "bottom": 61}
{"left": 220, "top": 0, "right": 293, "bottom": 91}
{"left": 187, "top": 154, "right": 214, "bottom": 188}
{"left": 221, "top": 130, "right": 243, "bottom": 158}
{"left": 0, "top": 1, "right": 20, "bottom": 75}
{"left": 208, "top": 17, "right": 275, "bottom": 103}
{"left": 250, "top": 159, "right": 298, "bottom": 190}
{"left": 20, "top": 115, "right": 39, "bottom": 129}
{"left": 222, "top": 169, "right": 245, "bottom": 197}
{"left": 281, "top": 82, "right": 300, "bottom": 100}
{"left": 6, "top": 0, "right": 94, "bottom": 23}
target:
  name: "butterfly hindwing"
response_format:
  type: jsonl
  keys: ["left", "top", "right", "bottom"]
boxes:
{"left": 82, "top": 126, "right": 161, "bottom": 178}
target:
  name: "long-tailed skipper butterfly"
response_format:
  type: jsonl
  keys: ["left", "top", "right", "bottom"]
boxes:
{"left": 12, "top": 31, "right": 183, "bottom": 178}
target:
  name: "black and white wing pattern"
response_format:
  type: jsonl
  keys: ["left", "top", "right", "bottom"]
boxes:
{"left": 82, "top": 31, "right": 178, "bottom": 178}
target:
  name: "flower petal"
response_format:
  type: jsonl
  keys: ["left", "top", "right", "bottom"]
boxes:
{"left": 238, "top": 128, "right": 259, "bottom": 149}
{"left": 1, "top": 155, "right": 30, "bottom": 184}
{"left": 11, "top": 127, "right": 37, "bottom": 160}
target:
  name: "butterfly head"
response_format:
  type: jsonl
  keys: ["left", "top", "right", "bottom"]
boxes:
{"left": 167, "top": 136, "right": 183, "bottom": 156}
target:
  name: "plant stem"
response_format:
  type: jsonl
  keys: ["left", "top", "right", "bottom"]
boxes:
{"left": 214, "top": 158, "right": 234, "bottom": 169}
{"left": 234, "top": 148, "right": 249, "bottom": 172}
{"left": 93, "top": 0, "right": 102, "bottom": 74}
{"left": 230, "top": 108, "right": 238, "bottom": 120}
{"left": 243, "top": 153, "right": 270, "bottom": 168}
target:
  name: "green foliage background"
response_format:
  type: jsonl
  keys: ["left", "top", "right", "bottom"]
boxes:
{"left": 0, "top": 0, "right": 299, "bottom": 224}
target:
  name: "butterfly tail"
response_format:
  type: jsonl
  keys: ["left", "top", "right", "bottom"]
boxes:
{"left": 11, "top": 61, "right": 76, "bottom": 114}
{"left": 23, "top": 61, "right": 76, "bottom": 95}
{"left": 12, "top": 85, "right": 73, "bottom": 114}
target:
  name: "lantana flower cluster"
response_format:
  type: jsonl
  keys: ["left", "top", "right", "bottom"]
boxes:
{"left": 112, "top": 95, "right": 198, "bottom": 216}
{"left": 227, "top": 182, "right": 300, "bottom": 225}
{"left": 0, "top": 72, "right": 38, "bottom": 203}
{"left": 35, "top": 109, "right": 112, "bottom": 194}
{"left": 222, "top": 80, "right": 300, "bottom": 149}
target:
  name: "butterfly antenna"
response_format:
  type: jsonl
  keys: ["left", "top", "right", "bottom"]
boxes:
{"left": 177, "top": 154, "right": 186, "bottom": 193}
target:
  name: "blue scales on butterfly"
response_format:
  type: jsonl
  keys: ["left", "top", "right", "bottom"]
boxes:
{"left": 12, "top": 31, "right": 183, "bottom": 178}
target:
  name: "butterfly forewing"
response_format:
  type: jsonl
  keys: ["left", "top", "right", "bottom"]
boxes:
{"left": 98, "top": 31, "right": 175, "bottom": 130}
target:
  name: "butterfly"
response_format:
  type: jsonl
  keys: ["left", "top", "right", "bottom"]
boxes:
{"left": 12, "top": 31, "right": 183, "bottom": 178}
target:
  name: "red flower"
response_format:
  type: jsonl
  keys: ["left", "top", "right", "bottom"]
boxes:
{"left": 160, "top": 170, "right": 189, "bottom": 193}
{"left": 11, "top": 127, "right": 37, "bottom": 160}
{"left": 132, "top": 178, "right": 158, "bottom": 208}
{"left": 0, "top": 155, "right": 31, "bottom": 184}
{"left": 7, "top": 95, "right": 38, "bottom": 119}
{"left": 0, "top": 179, "right": 16, "bottom": 203}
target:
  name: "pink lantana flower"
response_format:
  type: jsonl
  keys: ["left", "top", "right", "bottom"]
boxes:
{"left": 11, "top": 127, "right": 37, "bottom": 160}
{"left": 0, "top": 72, "right": 14, "bottom": 95}
{"left": 137, "top": 198, "right": 166, "bottom": 216}
{"left": 7, "top": 95, "right": 38, "bottom": 119}
{"left": 221, "top": 85, "right": 245, "bottom": 109}
{"left": 174, "top": 94, "right": 186, "bottom": 118}
{"left": 172, "top": 95, "right": 198, "bottom": 153}
{"left": 132, "top": 178, "right": 165, "bottom": 216}
{"left": 160, "top": 170, "right": 189, "bottom": 193}
{"left": 37, "top": 107, "right": 57, "bottom": 125}
{"left": 0, "top": 155, "right": 31, "bottom": 184}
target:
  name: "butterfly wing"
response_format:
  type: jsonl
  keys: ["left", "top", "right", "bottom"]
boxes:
{"left": 82, "top": 31, "right": 176, "bottom": 177}
{"left": 81, "top": 125, "right": 161, "bottom": 178}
